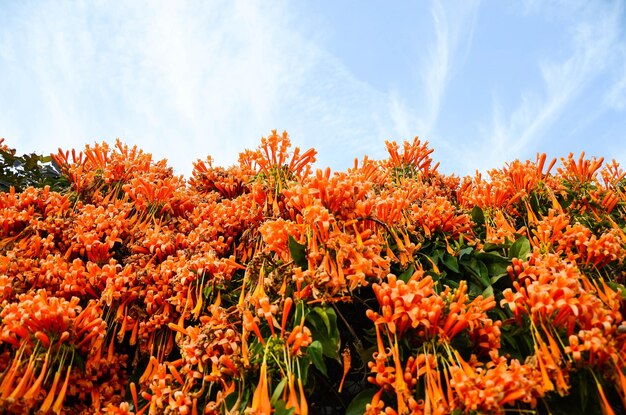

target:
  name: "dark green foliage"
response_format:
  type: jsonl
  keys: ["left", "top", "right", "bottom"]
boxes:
{"left": 0, "top": 143, "right": 68, "bottom": 192}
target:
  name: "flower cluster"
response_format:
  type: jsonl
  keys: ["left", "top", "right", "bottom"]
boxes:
{"left": 0, "top": 133, "right": 624, "bottom": 415}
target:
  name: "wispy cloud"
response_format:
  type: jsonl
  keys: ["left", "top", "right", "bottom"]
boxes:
{"left": 388, "top": 0, "right": 481, "bottom": 168}
{"left": 604, "top": 46, "right": 626, "bottom": 111}
{"left": 420, "top": 0, "right": 480, "bottom": 134}
{"left": 480, "top": 1, "right": 624, "bottom": 171}
{"left": 0, "top": 1, "right": 412, "bottom": 175}
{"left": 2, "top": 1, "right": 623, "bottom": 176}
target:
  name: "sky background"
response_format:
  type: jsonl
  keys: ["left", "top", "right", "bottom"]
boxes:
{"left": 1, "top": 0, "right": 625, "bottom": 177}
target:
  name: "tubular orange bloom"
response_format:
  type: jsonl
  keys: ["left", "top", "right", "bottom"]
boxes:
{"left": 22, "top": 350, "right": 50, "bottom": 401}
{"left": 385, "top": 137, "right": 436, "bottom": 177}
{"left": 281, "top": 297, "right": 293, "bottom": 338}
{"left": 298, "top": 377, "right": 309, "bottom": 415}
{"left": 338, "top": 347, "right": 351, "bottom": 393}
{"left": 249, "top": 357, "right": 272, "bottom": 415}
{"left": 2, "top": 134, "right": 626, "bottom": 415}
{"left": 595, "top": 374, "right": 617, "bottom": 415}
{"left": 243, "top": 309, "right": 265, "bottom": 346}
{"left": 52, "top": 362, "right": 73, "bottom": 414}
{"left": 6, "top": 352, "right": 35, "bottom": 400}
{"left": 286, "top": 377, "right": 301, "bottom": 413}
{"left": 558, "top": 152, "right": 605, "bottom": 184}
{"left": 39, "top": 369, "right": 62, "bottom": 413}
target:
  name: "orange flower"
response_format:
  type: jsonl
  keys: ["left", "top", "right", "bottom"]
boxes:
{"left": 248, "top": 355, "right": 272, "bottom": 414}
{"left": 385, "top": 137, "right": 437, "bottom": 178}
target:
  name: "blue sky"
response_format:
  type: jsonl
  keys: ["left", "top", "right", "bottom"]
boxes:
{"left": 1, "top": 1, "right": 625, "bottom": 177}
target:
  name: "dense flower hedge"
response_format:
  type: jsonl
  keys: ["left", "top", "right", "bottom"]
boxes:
{"left": 0, "top": 133, "right": 624, "bottom": 414}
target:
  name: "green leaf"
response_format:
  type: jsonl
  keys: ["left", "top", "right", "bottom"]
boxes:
{"left": 398, "top": 263, "right": 415, "bottom": 282}
{"left": 482, "top": 285, "right": 494, "bottom": 298}
{"left": 1, "top": 145, "right": 67, "bottom": 192}
{"left": 500, "top": 331, "right": 523, "bottom": 361}
{"left": 490, "top": 273, "right": 508, "bottom": 285}
{"left": 486, "top": 262, "right": 509, "bottom": 278}
{"left": 307, "top": 340, "right": 328, "bottom": 376}
{"left": 203, "top": 284, "right": 213, "bottom": 299}
{"left": 442, "top": 253, "right": 460, "bottom": 273}
{"left": 508, "top": 236, "right": 531, "bottom": 260}
{"left": 476, "top": 262, "right": 490, "bottom": 287}
{"left": 475, "top": 251, "right": 508, "bottom": 263}
{"left": 313, "top": 307, "right": 331, "bottom": 335}
{"left": 288, "top": 235, "right": 307, "bottom": 269}
{"left": 475, "top": 251, "right": 511, "bottom": 277}
{"left": 443, "top": 279, "right": 459, "bottom": 289}
{"left": 323, "top": 308, "right": 338, "bottom": 336}
{"left": 291, "top": 352, "right": 312, "bottom": 384}
{"left": 468, "top": 282, "right": 483, "bottom": 297}
{"left": 471, "top": 206, "right": 485, "bottom": 225}
{"left": 273, "top": 399, "right": 296, "bottom": 415}
{"left": 24, "top": 154, "right": 39, "bottom": 170}
{"left": 271, "top": 377, "right": 288, "bottom": 405}
{"left": 461, "top": 257, "right": 490, "bottom": 288}
{"left": 345, "top": 388, "right": 378, "bottom": 415}
{"left": 458, "top": 246, "right": 473, "bottom": 261}
{"left": 295, "top": 299, "right": 310, "bottom": 327}
{"left": 306, "top": 307, "right": 340, "bottom": 359}
{"left": 482, "top": 242, "right": 505, "bottom": 252}
{"left": 428, "top": 247, "right": 444, "bottom": 266}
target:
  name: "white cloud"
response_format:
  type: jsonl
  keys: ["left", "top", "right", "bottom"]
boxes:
{"left": 480, "top": 1, "right": 624, "bottom": 172}
{"left": 604, "top": 49, "right": 626, "bottom": 111}
{"left": 3, "top": 0, "right": 622, "bottom": 178}
{"left": 0, "top": 0, "right": 412, "bottom": 176}
{"left": 386, "top": 0, "right": 481, "bottom": 171}
{"left": 418, "top": 0, "right": 480, "bottom": 135}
